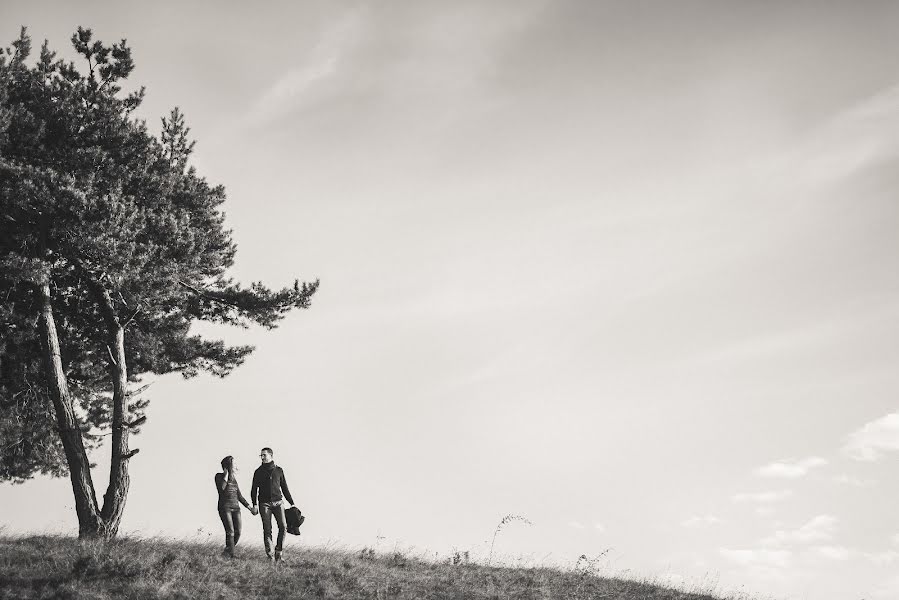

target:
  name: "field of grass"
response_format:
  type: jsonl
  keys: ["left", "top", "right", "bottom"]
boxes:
{"left": 0, "top": 535, "right": 759, "bottom": 600}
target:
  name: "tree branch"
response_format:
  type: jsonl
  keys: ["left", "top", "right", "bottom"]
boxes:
{"left": 125, "top": 382, "right": 152, "bottom": 399}
{"left": 122, "top": 305, "right": 141, "bottom": 328}
{"left": 177, "top": 279, "right": 243, "bottom": 310}
{"left": 105, "top": 344, "right": 117, "bottom": 367}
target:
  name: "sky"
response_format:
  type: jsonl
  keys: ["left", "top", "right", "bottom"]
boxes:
{"left": 2, "top": 1, "right": 899, "bottom": 598}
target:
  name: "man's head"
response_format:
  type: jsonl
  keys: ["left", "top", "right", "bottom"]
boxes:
{"left": 260, "top": 448, "right": 274, "bottom": 464}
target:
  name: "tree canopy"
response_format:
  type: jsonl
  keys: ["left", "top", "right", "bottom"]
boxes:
{"left": 0, "top": 27, "right": 318, "bottom": 535}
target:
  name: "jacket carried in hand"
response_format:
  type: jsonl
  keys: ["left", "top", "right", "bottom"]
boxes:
{"left": 285, "top": 506, "right": 305, "bottom": 535}
{"left": 250, "top": 462, "right": 294, "bottom": 506}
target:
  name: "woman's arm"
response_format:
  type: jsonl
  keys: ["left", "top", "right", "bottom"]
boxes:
{"left": 215, "top": 472, "right": 227, "bottom": 491}
{"left": 235, "top": 481, "right": 251, "bottom": 509}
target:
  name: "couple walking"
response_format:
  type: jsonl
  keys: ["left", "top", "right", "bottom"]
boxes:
{"left": 215, "top": 447, "right": 295, "bottom": 561}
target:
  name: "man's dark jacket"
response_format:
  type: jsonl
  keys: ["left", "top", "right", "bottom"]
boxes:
{"left": 251, "top": 463, "right": 294, "bottom": 505}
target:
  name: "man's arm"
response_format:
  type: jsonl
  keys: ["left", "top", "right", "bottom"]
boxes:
{"left": 279, "top": 468, "right": 295, "bottom": 506}
{"left": 250, "top": 470, "right": 259, "bottom": 506}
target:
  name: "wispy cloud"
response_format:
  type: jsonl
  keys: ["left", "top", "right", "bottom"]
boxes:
{"left": 777, "top": 83, "right": 899, "bottom": 187}
{"left": 865, "top": 550, "right": 899, "bottom": 566}
{"left": 843, "top": 412, "right": 899, "bottom": 461}
{"left": 719, "top": 547, "right": 792, "bottom": 569}
{"left": 831, "top": 474, "right": 876, "bottom": 487}
{"left": 567, "top": 520, "right": 606, "bottom": 533}
{"left": 873, "top": 574, "right": 899, "bottom": 600}
{"left": 761, "top": 515, "right": 838, "bottom": 546}
{"left": 682, "top": 515, "right": 722, "bottom": 528}
{"left": 248, "top": 9, "right": 368, "bottom": 124}
{"left": 756, "top": 456, "right": 827, "bottom": 479}
{"left": 811, "top": 545, "right": 851, "bottom": 561}
{"left": 245, "top": 2, "right": 546, "bottom": 132}
{"left": 719, "top": 519, "right": 846, "bottom": 572}
{"left": 732, "top": 490, "right": 793, "bottom": 504}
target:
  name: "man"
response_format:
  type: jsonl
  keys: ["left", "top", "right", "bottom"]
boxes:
{"left": 250, "top": 447, "right": 295, "bottom": 562}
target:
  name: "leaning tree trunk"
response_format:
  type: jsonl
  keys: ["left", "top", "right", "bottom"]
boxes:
{"left": 98, "top": 316, "right": 131, "bottom": 536}
{"left": 38, "top": 274, "right": 136, "bottom": 539}
{"left": 37, "top": 279, "right": 103, "bottom": 537}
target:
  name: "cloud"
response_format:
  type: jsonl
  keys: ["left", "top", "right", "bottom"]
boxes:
{"left": 248, "top": 9, "right": 368, "bottom": 124}
{"left": 781, "top": 83, "right": 899, "bottom": 187}
{"left": 841, "top": 83, "right": 899, "bottom": 124}
{"left": 865, "top": 551, "right": 899, "bottom": 566}
{"left": 862, "top": 534, "right": 899, "bottom": 566}
{"left": 755, "top": 506, "right": 776, "bottom": 517}
{"left": 831, "top": 473, "right": 876, "bottom": 487}
{"left": 682, "top": 515, "right": 722, "bottom": 528}
{"left": 732, "top": 490, "right": 793, "bottom": 503}
{"left": 811, "top": 545, "right": 851, "bottom": 561}
{"left": 756, "top": 456, "right": 827, "bottom": 478}
{"left": 719, "top": 547, "right": 792, "bottom": 569}
{"left": 761, "top": 515, "right": 838, "bottom": 546}
{"left": 245, "top": 2, "right": 547, "bottom": 132}
{"left": 843, "top": 412, "right": 899, "bottom": 461}
{"left": 873, "top": 574, "right": 899, "bottom": 600}
{"left": 567, "top": 521, "right": 585, "bottom": 530}
{"left": 593, "top": 522, "right": 606, "bottom": 533}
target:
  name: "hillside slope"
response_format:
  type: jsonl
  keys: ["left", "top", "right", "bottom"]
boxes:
{"left": 0, "top": 535, "right": 742, "bottom": 600}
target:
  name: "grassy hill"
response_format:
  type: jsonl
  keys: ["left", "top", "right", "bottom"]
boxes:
{"left": 0, "top": 535, "right": 753, "bottom": 600}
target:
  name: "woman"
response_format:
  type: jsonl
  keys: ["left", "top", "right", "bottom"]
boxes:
{"left": 215, "top": 455, "right": 257, "bottom": 557}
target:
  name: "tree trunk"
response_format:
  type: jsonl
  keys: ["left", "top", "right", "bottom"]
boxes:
{"left": 37, "top": 280, "right": 103, "bottom": 537}
{"left": 99, "top": 320, "right": 130, "bottom": 536}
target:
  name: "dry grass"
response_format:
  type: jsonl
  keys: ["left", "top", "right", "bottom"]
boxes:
{"left": 0, "top": 535, "right": 759, "bottom": 600}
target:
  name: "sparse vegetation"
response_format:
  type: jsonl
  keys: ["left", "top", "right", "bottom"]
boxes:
{"left": 0, "top": 535, "right": 760, "bottom": 600}
{"left": 487, "top": 513, "right": 533, "bottom": 566}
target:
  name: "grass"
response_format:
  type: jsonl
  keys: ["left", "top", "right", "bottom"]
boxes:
{"left": 0, "top": 534, "right": 761, "bottom": 600}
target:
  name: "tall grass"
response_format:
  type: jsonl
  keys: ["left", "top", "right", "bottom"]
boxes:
{"left": 0, "top": 534, "right": 763, "bottom": 600}
{"left": 487, "top": 514, "right": 533, "bottom": 566}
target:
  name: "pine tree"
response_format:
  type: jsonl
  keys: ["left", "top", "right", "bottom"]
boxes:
{"left": 0, "top": 27, "right": 319, "bottom": 538}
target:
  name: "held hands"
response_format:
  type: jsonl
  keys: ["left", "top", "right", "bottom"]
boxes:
{"left": 250, "top": 505, "right": 259, "bottom": 515}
